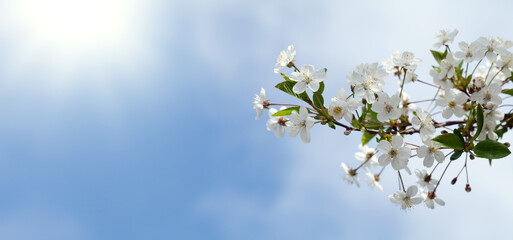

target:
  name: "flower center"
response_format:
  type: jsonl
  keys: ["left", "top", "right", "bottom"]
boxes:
{"left": 385, "top": 104, "right": 394, "bottom": 113}
{"left": 448, "top": 101, "right": 456, "bottom": 107}
{"left": 423, "top": 174, "right": 432, "bottom": 183}
{"left": 483, "top": 91, "right": 492, "bottom": 102}
{"left": 333, "top": 106, "right": 342, "bottom": 115}
{"left": 428, "top": 146, "right": 437, "bottom": 154}
{"left": 278, "top": 117, "right": 288, "bottom": 126}
{"left": 403, "top": 196, "right": 413, "bottom": 208}
{"left": 389, "top": 149, "right": 397, "bottom": 158}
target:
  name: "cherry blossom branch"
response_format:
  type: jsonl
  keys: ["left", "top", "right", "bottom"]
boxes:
{"left": 331, "top": 119, "right": 465, "bottom": 135}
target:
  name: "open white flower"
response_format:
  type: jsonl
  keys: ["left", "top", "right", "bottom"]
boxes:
{"left": 382, "top": 51, "right": 401, "bottom": 75}
{"left": 470, "top": 82, "right": 502, "bottom": 107}
{"left": 454, "top": 41, "right": 484, "bottom": 63}
{"left": 266, "top": 107, "right": 290, "bottom": 138}
{"left": 328, "top": 88, "right": 360, "bottom": 122}
{"left": 289, "top": 65, "right": 326, "bottom": 94}
{"left": 411, "top": 108, "right": 435, "bottom": 141}
{"left": 392, "top": 51, "right": 422, "bottom": 72}
{"left": 377, "top": 135, "right": 411, "bottom": 171}
{"left": 421, "top": 191, "right": 445, "bottom": 209}
{"left": 476, "top": 37, "right": 513, "bottom": 61}
{"left": 435, "top": 52, "right": 460, "bottom": 81}
{"left": 366, "top": 172, "right": 383, "bottom": 192}
{"left": 416, "top": 139, "right": 445, "bottom": 168}
{"left": 389, "top": 185, "right": 423, "bottom": 210}
{"left": 346, "top": 63, "right": 387, "bottom": 104}
{"left": 495, "top": 51, "right": 513, "bottom": 77}
{"left": 341, "top": 163, "right": 360, "bottom": 187}
{"left": 253, "top": 88, "right": 266, "bottom": 120}
{"left": 372, "top": 92, "right": 401, "bottom": 122}
{"left": 273, "top": 45, "right": 296, "bottom": 73}
{"left": 436, "top": 89, "right": 468, "bottom": 119}
{"left": 287, "top": 106, "right": 314, "bottom": 143}
{"left": 415, "top": 169, "right": 438, "bottom": 191}
{"left": 354, "top": 144, "right": 379, "bottom": 170}
{"left": 433, "top": 29, "right": 458, "bottom": 49}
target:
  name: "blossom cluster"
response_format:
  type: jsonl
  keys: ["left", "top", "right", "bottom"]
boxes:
{"left": 254, "top": 29, "right": 513, "bottom": 210}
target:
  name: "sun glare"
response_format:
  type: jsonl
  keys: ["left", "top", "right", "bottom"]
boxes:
{"left": 12, "top": 0, "right": 135, "bottom": 52}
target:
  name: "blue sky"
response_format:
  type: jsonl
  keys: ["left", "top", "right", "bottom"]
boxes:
{"left": 0, "top": 0, "right": 513, "bottom": 239}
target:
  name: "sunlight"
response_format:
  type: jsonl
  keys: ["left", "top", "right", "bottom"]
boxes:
{"left": 12, "top": 0, "right": 136, "bottom": 54}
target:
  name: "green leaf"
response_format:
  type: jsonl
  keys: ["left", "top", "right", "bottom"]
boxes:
{"left": 472, "top": 104, "right": 484, "bottom": 142}
{"left": 450, "top": 151, "right": 463, "bottom": 161}
{"left": 312, "top": 82, "right": 325, "bottom": 109}
{"left": 430, "top": 49, "right": 448, "bottom": 64}
{"left": 272, "top": 107, "right": 300, "bottom": 116}
{"left": 432, "top": 133, "right": 464, "bottom": 150}
{"left": 361, "top": 132, "right": 376, "bottom": 146}
{"left": 363, "top": 107, "right": 382, "bottom": 129}
{"left": 474, "top": 140, "right": 511, "bottom": 159}
{"left": 501, "top": 88, "right": 513, "bottom": 96}
{"left": 275, "top": 80, "right": 310, "bottom": 103}
{"left": 453, "top": 129, "right": 464, "bottom": 143}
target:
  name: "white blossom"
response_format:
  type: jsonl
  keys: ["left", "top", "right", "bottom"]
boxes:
{"left": 416, "top": 140, "right": 445, "bottom": 168}
{"left": 454, "top": 41, "right": 484, "bottom": 63}
{"left": 354, "top": 144, "right": 379, "bottom": 170}
{"left": 372, "top": 92, "right": 401, "bottom": 122}
{"left": 382, "top": 51, "right": 401, "bottom": 74}
{"left": 411, "top": 107, "right": 435, "bottom": 141}
{"left": 341, "top": 163, "right": 360, "bottom": 187}
{"left": 253, "top": 88, "right": 266, "bottom": 120}
{"left": 392, "top": 51, "right": 421, "bottom": 72}
{"left": 477, "top": 106, "right": 505, "bottom": 141}
{"left": 273, "top": 45, "right": 296, "bottom": 73}
{"left": 389, "top": 185, "right": 423, "bottom": 210}
{"left": 435, "top": 52, "right": 460, "bottom": 81}
{"left": 266, "top": 107, "right": 290, "bottom": 137}
{"left": 287, "top": 106, "right": 314, "bottom": 143}
{"left": 433, "top": 29, "right": 458, "bottom": 49}
{"left": 377, "top": 135, "right": 411, "bottom": 171}
{"left": 476, "top": 37, "right": 513, "bottom": 61}
{"left": 436, "top": 89, "right": 468, "bottom": 119}
{"left": 495, "top": 51, "right": 513, "bottom": 77}
{"left": 415, "top": 169, "right": 438, "bottom": 191}
{"left": 289, "top": 65, "right": 326, "bottom": 94}
{"left": 347, "top": 63, "right": 387, "bottom": 103}
{"left": 421, "top": 190, "right": 446, "bottom": 209}
{"left": 470, "top": 82, "right": 502, "bottom": 107}
{"left": 328, "top": 88, "right": 360, "bottom": 122}
{"left": 366, "top": 172, "right": 383, "bottom": 192}
{"left": 430, "top": 68, "right": 454, "bottom": 90}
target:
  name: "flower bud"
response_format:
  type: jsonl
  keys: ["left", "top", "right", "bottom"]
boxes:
{"left": 441, "top": 130, "right": 448, "bottom": 134}
{"left": 344, "top": 130, "right": 351, "bottom": 135}
{"left": 451, "top": 177, "right": 457, "bottom": 185}
{"left": 504, "top": 142, "right": 511, "bottom": 147}
{"left": 362, "top": 98, "right": 367, "bottom": 105}
{"left": 469, "top": 154, "right": 475, "bottom": 160}
{"left": 465, "top": 183, "right": 471, "bottom": 192}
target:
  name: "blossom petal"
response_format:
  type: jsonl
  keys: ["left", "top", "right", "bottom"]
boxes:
{"left": 293, "top": 82, "right": 307, "bottom": 94}
{"left": 406, "top": 185, "right": 418, "bottom": 197}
